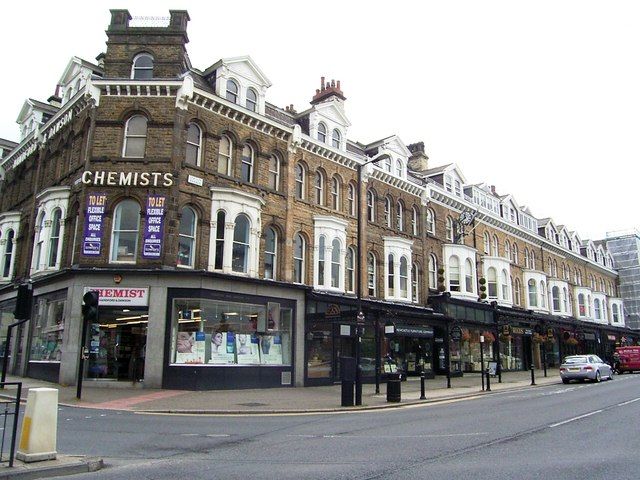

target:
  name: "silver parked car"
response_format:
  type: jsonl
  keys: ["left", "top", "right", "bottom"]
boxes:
{"left": 559, "top": 355, "right": 613, "bottom": 384}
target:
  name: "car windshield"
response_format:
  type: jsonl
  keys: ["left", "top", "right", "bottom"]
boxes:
{"left": 564, "top": 356, "right": 588, "bottom": 364}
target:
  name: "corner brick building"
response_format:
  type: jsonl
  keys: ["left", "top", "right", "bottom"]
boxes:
{"left": 0, "top": 10, "right": 632, "bottom": 390}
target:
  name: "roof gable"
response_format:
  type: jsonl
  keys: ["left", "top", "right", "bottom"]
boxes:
{"left": 313, "top": 99, "right": 351, "bottom": 128}
{"left": 205, "top": 56, "right": 272, "bottom": 88}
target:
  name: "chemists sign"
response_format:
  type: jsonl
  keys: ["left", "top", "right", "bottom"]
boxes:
{"left": 83, "top": 287, "right": 149, "bottom": 307}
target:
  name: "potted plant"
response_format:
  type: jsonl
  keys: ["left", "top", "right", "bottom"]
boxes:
{"left": 483, "top": 331, "right": 496, "bottom": 343}
{"left": 478, "top": 277, "right": 487, "bottom": 300}
{"left": 437, "top": 268, "right": 446, "bottom": 292}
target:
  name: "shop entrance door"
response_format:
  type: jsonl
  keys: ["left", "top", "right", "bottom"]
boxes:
{"left": 87, "top": 308, "right": 148, "bottom": 381}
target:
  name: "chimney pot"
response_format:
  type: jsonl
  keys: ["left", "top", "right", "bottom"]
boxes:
{"left": 320, "top": 77, "right": 325, "bottom": 90}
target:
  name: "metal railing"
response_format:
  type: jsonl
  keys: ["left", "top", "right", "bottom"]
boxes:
{"left": 0, "top": 382, "right": 21, "bottom": 467}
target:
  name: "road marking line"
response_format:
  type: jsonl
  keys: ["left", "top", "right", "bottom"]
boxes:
{"left": 205, "top": 434, "right": 230, "bottom": 437}
{"left": 180, "top": 433, "right": 199, "bottom": 437}
{"left": 617, "top": 398, "right": 640, "bottom": 406}
{"left": 550, "top": 410, "right": 603, "bottom": 428}
{"left": 287, "top": 433, "right": 489, "bottom": 439}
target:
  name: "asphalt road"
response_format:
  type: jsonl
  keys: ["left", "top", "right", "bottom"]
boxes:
{"left": 51, "top": 374, "right": 640, "bottom": 479}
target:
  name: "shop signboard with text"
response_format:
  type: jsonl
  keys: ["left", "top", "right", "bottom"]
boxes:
{"left": 83, "top": 287, "right": 149, "bottom": 307}
{"left": 82, "top": 193, "right": 107, "bottom": 256}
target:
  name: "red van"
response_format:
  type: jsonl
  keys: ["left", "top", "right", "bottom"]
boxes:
{"left": 614, "top": 346, "right": 640, "bottom": 373}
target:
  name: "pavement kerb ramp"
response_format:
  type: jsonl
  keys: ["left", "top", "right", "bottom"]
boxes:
{"left": 0, "top": 456, "right": 103, "bottom": 480}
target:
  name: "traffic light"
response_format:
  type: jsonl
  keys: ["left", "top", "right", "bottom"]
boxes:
{"left": 82, "top": 290, "right": 99, "bottom": 323}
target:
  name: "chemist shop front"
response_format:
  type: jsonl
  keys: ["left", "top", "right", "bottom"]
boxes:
{"left": 304, "top": 294, "right": 450, "bottom": 386}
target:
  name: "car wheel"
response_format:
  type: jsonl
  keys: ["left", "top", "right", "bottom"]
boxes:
{"left": 594, "top": 370, "right": 601, "bottom": 383}
{"left": 562, "top": 378, "right": 570, "bottom": 384}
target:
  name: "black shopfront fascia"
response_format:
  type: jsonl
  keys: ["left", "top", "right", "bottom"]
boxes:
{"left": 305, "top": 291, "right": 449, "bottom": 386}
{"left": 163, "top": 288, "right": 297, "bottom": 391}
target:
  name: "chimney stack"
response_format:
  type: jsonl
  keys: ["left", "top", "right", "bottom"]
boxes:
{"left": 311, "top": 75, "right": 346, "bottom": 104}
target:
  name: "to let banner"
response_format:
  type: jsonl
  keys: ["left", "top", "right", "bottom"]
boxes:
{"left": 142, "top": 195, "right": 166, "bottom": 259}
{"left": 82, "top": 193, "right": 107, "bottom": 256}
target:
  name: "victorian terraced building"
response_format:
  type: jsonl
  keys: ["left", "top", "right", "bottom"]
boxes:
{"left": 0, "top": 10, "right": 633, "bottom": 390}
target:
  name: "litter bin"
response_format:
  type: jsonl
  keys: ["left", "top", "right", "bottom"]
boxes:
{"left": 386, "top": 372, "right": 402, "bottom": 402}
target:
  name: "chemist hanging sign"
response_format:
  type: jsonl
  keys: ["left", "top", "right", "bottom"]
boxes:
{"left": 142, "top": 195, "right": 166, "bottom": 259}
{"left": 82, "top": 192, "right": 107, "bottom": 256}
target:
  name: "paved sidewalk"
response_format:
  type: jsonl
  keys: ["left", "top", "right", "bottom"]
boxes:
{"left": 0, "top": 370, "right": 559, "bottom": 479}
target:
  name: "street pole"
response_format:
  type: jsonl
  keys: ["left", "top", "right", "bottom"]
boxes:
{"left": 480, "top": 336, "right": 485, "bottom": 391}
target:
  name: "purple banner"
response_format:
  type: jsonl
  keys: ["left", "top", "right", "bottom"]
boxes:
{"left": 142, "top": 195, "right": 166, "bottom": 259}
{"left": 82, "top": 193, "right": 107, "bottom": 256}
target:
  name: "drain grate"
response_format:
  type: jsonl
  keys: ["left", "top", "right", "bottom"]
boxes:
{"left": 237, "top": 402, "right": 268, "bottom": 407}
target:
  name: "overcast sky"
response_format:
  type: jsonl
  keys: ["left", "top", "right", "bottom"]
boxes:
{"left": 2, "top": 1, "right": 638, "bottom": 241}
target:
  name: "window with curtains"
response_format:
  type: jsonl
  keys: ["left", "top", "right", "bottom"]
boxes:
{"left": 47, "top": 209, "right": 62, "bottom": 267}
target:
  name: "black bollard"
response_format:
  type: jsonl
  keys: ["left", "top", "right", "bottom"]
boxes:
{"left": 486, "top": 370, "right": 491, "bottom": 392}
{"left": 530, "top": 364, "right": 536, "bottom": 386}
{"left": 420, "top": 369, "right": 426, "bottom": 400}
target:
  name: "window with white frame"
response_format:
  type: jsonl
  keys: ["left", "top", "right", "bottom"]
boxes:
{"left": 552, "top": 286, "right": 560, "bottom": 312}
{"left": 264, "top": 227, "right": 277, "bottom": 280}
{"left": 367, "top": 190, "right": 375, "bottom": 222}
{"left": 332, "top": 129, "right": 341, "bottom": 149}
{"left": 385, "top": 198, "right": 392, "bottom": 228}
{"left": 483, "top": 232, "right": 491, "bottom": 254}
{"left": 465, "top": 258, "right": 474, "bottom": 292}
{"left": 33, "top": 213, "right": 46, "bottom": 271}
{"left": 540, "top": 281, "right": 547, "bottom": 308}
{"left": 214, "top": 210, "right": 225, "bottom": 270}
{"left": 246, "top": 88, "right": 258, "bottom": 112}
{"left": 563, "top": 287, "right": 569, "bottom": 313}
{"left": 295, "top": 164, "right": 305, "bottom": 199}
{"left": 514, "top": 278, "right": 521, "bottom": 305}
{"left": 491, "top": 235, "right": 499, "bottom": 256}
{"left": 399, "top": 257, "right": 409, "bottom": 297}
{"left": 226, "top": 79, "right": 239, "bottom": 103}
{"left": 110, "top": 199, "right": 140, "bottom": 263}
{"left": 387, "top": 254, "right": 395, "bottom": 296}
{"left": 412, "top": 263, "right": 419, "bottom": 302}
{"left": 348, "top": 184, "right": 356, "bottom": 216}
{"left": 331, "top": 177, "right": 340, "bottom": 210}
{"left": 318, "top": 235, "right": 326, "bottom": 285}
{"left": 449, "top": 256, "right": 460, "bottom": 292}
{"left": 487, "top": 267, "right": 497, "bottom": 298}
{"left": 396, "top": 160, "right": 403, "bottom": 177}
{"left": 396, "top": 201, "right": 404, "bottom": 231}
{"left": 185, "top": 123, "right": 202, "bottom": 166}
{"left": 218, "top": 135, "right": 233, "bottom": 176}
{"left": 504, "top": 241, "right": 511, "bottom": 260}
{"left": 501, "top": 270, "right": 509, "bottom": 301}
{"left": 241, "top": 145, "right": 254, "bottom": 182}
{"left": 367, "top": 252, "right": 377, "bottom": 296}
{"left": 578, "top": 293, "right": 586, "bottom": 316}
{"left": 587, "top": 295, "right": 592, "bottom": 316}
{"left": 384, "top": 157, "right": 392, "bottom": 173}
{"left": 528, "top": 279, "right": 537, "bottom": 307}
{"left": 512, "top": 244, "right": 518, "bottom": 264}
{"left": 524, "top": 248, "right": 530, "bottom": 268}
{"left": 426, "top": 209, "right": 435, "bottom": 235}
{"left": 346, "top": 247, "right": 355, "bottom": 293}
{"left": 446, "top": 217, "right": 454, "bottom": 242}
{"left": 530, "top": 250, "right": 536, "bottom": 270}
{"left": 315, "top": 171, "right": 325, "bottom": 206}
{"left": 178, "top": 206, "right": 197, "bottom": 268}
{"left": 314, "top": 216, "right": 347, "bottom": 291}
{"left": 331, "top": 238, "right": 341, "bottom": 288}
{"left": 232, "top": 214, "right": 251, "bottom": 273}
{"left": 123, "top": 115, "right": 147, "bottom": 158}
{"left": 268, "top": 154, "right": 281, "bottom": 191}
{"left": 412, "top": 206, "right": 419, "bottom": 236}
{"left": 594, "top": 298, "right": 602, "bottom": 320}
{"left": 428, "top": 254, "right": 437, "bottom": 288}
{"left": 131, "top": 53, "right": 154, "bottom": 79}
{"left": 612, "top": 303, "right": 620, "bottom": 322}
{"left": 293, "top": 233, "right": 305, "bottom": 283}
{"left": 317, "top": 123, "right": 327, "bottom": 143}
{"left": 1, "top": 228, "right": 16, "bottom": 279}
{"left": 47, "top": 209, "right": 62, "bottom": 268}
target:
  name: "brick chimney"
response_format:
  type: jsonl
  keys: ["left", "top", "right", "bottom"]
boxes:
{"left": 311, "top": 76, "right": 346, "bottom": 104}
{"left": 407, "top": 142, "right": 429, "bottom": 173}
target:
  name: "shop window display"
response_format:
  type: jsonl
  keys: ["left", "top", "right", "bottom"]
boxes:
{"left": 171, "top": 298, "right": 291, "bottom": 366}
{"left": 459, "top": 329, "right": 493, "bottom": 372}
{"left": 30, "top": 296, "right": 65, "bottom": 361}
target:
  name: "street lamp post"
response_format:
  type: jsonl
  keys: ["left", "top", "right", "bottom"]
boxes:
{"left": 355, "top": 150, "right": 390, "bottom": 406}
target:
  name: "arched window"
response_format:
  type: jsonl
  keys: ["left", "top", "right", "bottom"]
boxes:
{"left": 33, "top": 213, "right": 46, "bottom": 271}
{"left": 218, "top": 135, "right": 233, "bottom": 175}
{"left": 587, "top": 295, "right": 592, "bottom": 316}
{"left": 185, "top": 123, "right": 202, "bottom": 166}
{"left": 123, "top": 115, "right": 147, "bottom": 158}
{"left": 48, "top": 208, "right": 62, "bottom": 267}
{"left": 530, "top": 250, "right": 536, "bottom": 270}
{"left": 331, "top": 238, "right": 341, "bottom": 288}
{"left": 524, "top": 248, "right": 530, "bottom": 268}
{"left": 552, "top": 286, "right": 560, "bottom": 311}
{"left": 465, "top": 258, "right": 474, "bottom": 292}
{"left": 578, "top": 293, "right": 586, "bottom": 316}
{"left": 317, "top": 123, "right": 327, "bottom": 143}
{"left": 487, "top": 267, "right": 497, "bottom": 298}
{"left": 563, "top": 287, "right": 568, "bottom": 312}
{"left": 612, "top": 304, "right": 620, "bottom": 322}
{"left": 318, "top": 235, "right": 326, "bottom": 285}
{"left": 428, "top": 254, "right": 437, "bottom": 288}
{"left": 131, "top": 53, "right": 153, "bottom": 79}
{"left": 178, "top": 207, "right": 196, "bottom": 268}
{"left": 232, "top": 214, "right": 250, "bottom": 273}
{"left": 315, "top": 171, "right": 325, "bottom": 205}
{"left": 412, "top": 263, "right": 419, "bottom": 302}
{"left": 268, "top": 154, "right": 281, "bottom": 191}
{"left": 332, "top": 129, "right": 341, "bottom": 148}
{"left": 399, "top": 257, "right": 409, "bottom": 298}
{"left": 348, "top": 184, "right": 356, "bottom": 216}
{"left": 552, "top": 259, "right": 558, "bottom": 277}
{"left": 110, "top": 200, "right": 140, "bottom": 262}
{"left": 426, "top": 209, "right": 435, "bottom": 235}
{"left": 246, "top": 88, "right": 258, "bottom": 112}
{"left": 214, "top": 210, "right": 225, "bottom": 270}
{"left": 396, "top": 159, "right": 403, "bottom": 177}
{"left": 449, "top": 256, "right": 460, "bottom": 292}
{"left": 226, "top": 79, "right": 239, "bottom": 103}
{"left": 367, "top": 252, "right": 377, "bottom": 296}
{"left": 514, "top": 278, "right": 521, "bottom": 306}
{"left": 504, "top": 241, "right": 511, "bottom": 260}
{"left": 295, "top": 164, "right": 305, "bottom": 199}
{"left": 501, "top": 269, "right": 509, "bottom": 300}
{"left": 446, "top": 216, "right": 454, "bottom": 242}
{"left": 540, "top": 281, "right": 547, "bottom": 308}
{"left": 2, "top": 230, "right": 14, "bottom": 278}
{"left": 293, "top": 233, "right": 305, "bottom": 283}
{"left": 331, "top": 176, "right": 340, "bottom": 210}
{"left": 367, "top": 190, "right": 375, "bottom": 222}
{"left": 384, "top": 157, "right": 392, "bottom": 172}
{"left": 346, "top": 246, "right": 355, "bottom": 293}
{"left": 264, "top": 227, "right": 277, "bottom": 280}
{"left": 384, "top": 197, "right": 392, "bottom": 228}
{"left": 412, "top": 206, "right": 419, "bottom": 236}
{"left": 396, "top": 201, "right": 404, "bottom": 231}
{"left": 241, "top": 145, "right": 254, "bottom": 182}
{"left": 512, "top": 244, "right": 518, "bottom": 264}
{"left": 594, "top": 298, "right": 601, "bottom": 319}
{"left": 491, "top": 235, "right": 499, "bottom": 256}
{"left": 387, "top": 254, "right": 395, "bottom": 296}
{"left": 483, "top": 232, "right": 491, "bottom": 254}
{"left": 528, "top": 279, "right": 538, "bottom": 307}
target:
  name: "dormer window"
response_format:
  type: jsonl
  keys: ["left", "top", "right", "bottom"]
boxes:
{"left": 384, "top": 157, "right": 392, "bottom": 173}
{"left": 131, "top": 53, "right": 154, "bottom": 80}
{"left": 332, "top": 129, "right": 341, "bottom": 148}
{"left": 246, "top": 88, "right": 258, "bottom": 112}
{"left": 226, "top": 79, "right": 239, "bottom": 103}
{"left": 396, "top": 160, "right": 403, "bottom": 177}
{"left": 317, "top": 123, "right": 327, "bottom": 143}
